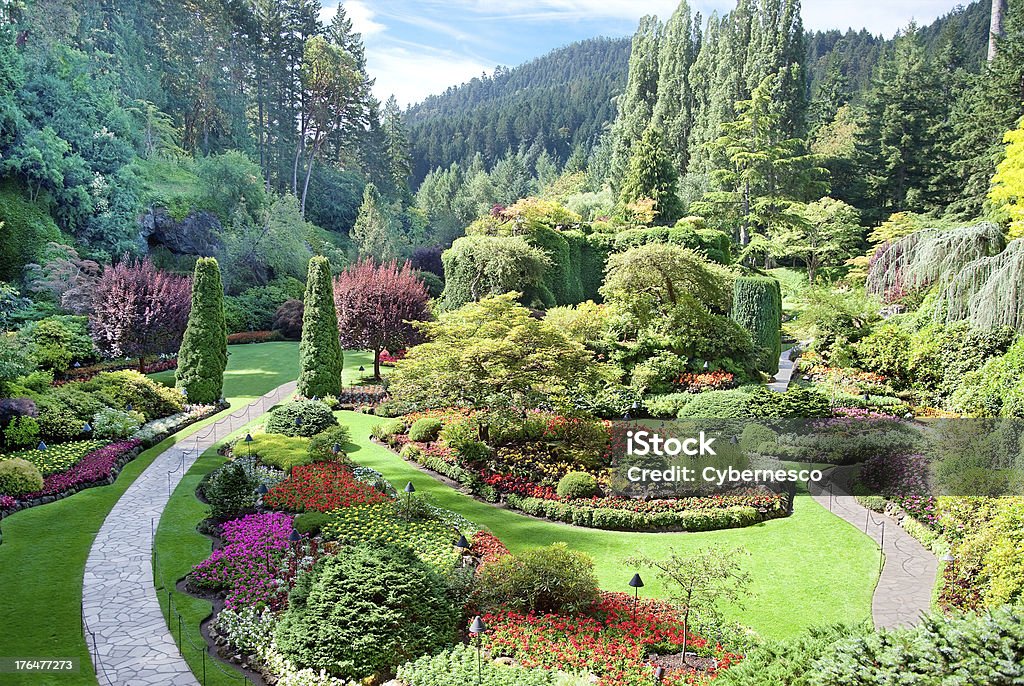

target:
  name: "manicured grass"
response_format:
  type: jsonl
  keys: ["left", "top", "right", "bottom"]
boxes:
{"left": 339, "top": 411, "right": 880, "bottom": 640}
{"left": 0, "top": 342, "right": 301, "bottom": 686}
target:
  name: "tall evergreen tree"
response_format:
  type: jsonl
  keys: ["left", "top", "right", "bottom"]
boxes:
{"left": 298, "top": 255, "right": 344, "bottom": 398}
{"left": 651, "top": 1, "right": 699, "bottom": 176}
{"left": 609, "top": 15, "right": 662, "bottom": 188}
{"left": 176, "top": 257, "right": 228, "bottom": 405}
{"left": 352, "top": 182, "right": 399, "bottom": 261}
{"left": 381, "top": 95, "right": 412, "bottom": 198}
{"left": 619, "top": 127, "right": 684, "bottom": 224}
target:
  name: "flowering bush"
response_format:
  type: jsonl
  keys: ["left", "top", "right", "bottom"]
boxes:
{"left": 227, "top": 330, "right": 285, "bottom": 345}
{"left": 263, "top": 463, "right": 390, "bottom": 513}
{"left": 675, "top": 371, "right": 736, "bottom": 393}
{"left": 132, "top": 404, "right": 217, "bottom": 443}
{"left": 215, "top": 606, "right": 279, "bottom": 655}
{"left": 190, "top": 512, "right": 294, "bottom": 610}
{"left": 0, "top": 494, "right": 15, "bottom": 509}
{"left": 471, "top": 530, "right": 509, "bottom": 568}
{"left": 1, "top": 439, "right": 106, "bottom": 475}
{"left": 483, "top": 592, "right": 740, "bottom": 686}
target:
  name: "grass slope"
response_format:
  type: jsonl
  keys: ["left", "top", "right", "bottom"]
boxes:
{"left": 340, "top": 411, "right": 880, "bottom": 640}
{"left": 153, "top": 349, "right": 376, "bottom": 686}
{"left": 0, "top": 342, "right": 300, "bottom": 686}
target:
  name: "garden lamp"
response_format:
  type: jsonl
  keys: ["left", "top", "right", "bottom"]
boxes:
{"left": 294, "top": 416, "right": 303, "bottom": 427}
{"left": 863, "top": 391, "right": 870, "bottom": 402}
{"left": 628, "top": 573, "right": 644, "bottom": 621}
{"left": 37, "top": 441, "right": 47, "bottom": 451}
{"left": 257, "top": 483, "right": 269, "bottom": 497}
{"left": 289, "top": 529, "right": 302, "bottom": 554}
{"left": 331, "top": 443, "right": 342, "bottom": 455}
{"left": 631, "top": 401, "right": 640, "bottom": 411}
{"left": 73, "top": 361, "right": 81, "bottom": 369}
{"left": 82, "top": 423, "right": 92, "bottom": 433}
{"left": 358, "top": 365, "right": 365, "bottom": 372}
{"left": 404, "top": 482, "right": 416, "bottom": 518}
{"left": 703, "top": 360, "right": 709, "bottom": 370}
{"left": 729, "top": 435, "right": 738, "bottom": 445}
{"left": 469, "top": 616, "right": 487, "bottom": 685}
{"left": 942, "top": 552, "right": 955, "bottom": 563}
{"left": 454, "top": 534, "right": 470, "bottom": 553}
{"left": 312, "top": 395, "right": 319, "bottom": 401}
{"left": 126, "top": 403, "right": 133, "bottom": 412}
{"left": 654, "top": 666, "right": 665, "bottom": 683}
{"left": 244, "top": 433, "right": 253, "bottom": 458}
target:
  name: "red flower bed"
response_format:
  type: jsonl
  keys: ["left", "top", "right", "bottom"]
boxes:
{"left": 379, "top": 349, "right": 406, "bottom": 366}
{"left": 675, "top": 371, "right": 735, "bottom": 392}
{"left": 470, "top": 530, "right": 509, "bottom": 568}
{"left": 481, "top": 471, "right": 558, "bottom": 500}
{"left": 483, "top": 592, "right": 740, "bottom": 685}
{"left": 227, "top": 330, "right": 285, "bottom": 345}
{"left": 263, "top": 462, "right": 390, "bottom": 513}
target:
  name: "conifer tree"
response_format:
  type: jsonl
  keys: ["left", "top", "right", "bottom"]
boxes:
{"left": 619, "top": 127, "right": 684, "bottom": 224}
{"left": 651, "top": 0, "right": 698, "bottom": 176}
{"left": 352, "top": 182, "right": 399, "bottom": 261}
{"left": 298, "top": 256, "right": 344, "bottom": 398}
{"left": 609, "top": 15, "right": 663, "bottom": 187}
{"left": 176, "top": 258, "right": 228, "bottom": 405}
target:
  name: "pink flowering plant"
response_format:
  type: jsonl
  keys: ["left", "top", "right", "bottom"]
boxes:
{"left": 190, "top": 512, "right": 294, "bottom": 610}
{"left": 860, "top": 452, "right": 939, "bottom": 527}
{"left": 16, "top": 440, "right": 142, "bottom": 500}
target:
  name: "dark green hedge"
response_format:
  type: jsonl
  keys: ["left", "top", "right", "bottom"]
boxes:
{"left": 732, "top": 276, "right": 782, "bottom": 375}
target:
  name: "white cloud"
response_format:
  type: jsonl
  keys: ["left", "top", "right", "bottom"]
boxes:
{"left": 368, "top": 46, "right": 491, "bottom": 106}
{"left": 320, "top": 1, "right": 387, "bottom": 37}
{"left": 800, "top": 0, "right": 959, "bottom": 36}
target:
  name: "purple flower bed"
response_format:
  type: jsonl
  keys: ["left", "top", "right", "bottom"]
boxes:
{"left": 190, "top": 512, "right": 294, "bottom": 610}
{"left": 20, "top": 440, "right": 143, "bottom": 499}
{"left": 860, "top": 452, "right": 939, "bottom": 528}
{"left": 0, "top": 494, "right": 15, "bottom": 509}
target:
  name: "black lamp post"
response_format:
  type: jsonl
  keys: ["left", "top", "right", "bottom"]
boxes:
{"left": 863, "top": 391, "right": 870, "bottom": 403}
{"left": 454, "top": 534, "right": 471, "bottom": 564}
{"left": 37, "top": 441, "right": 47, "bottom": 452}
{"left": 294, "top": 416, "right": 303, "bottom": 428}
{"left": 331, "top": 443, "right": 341, "bottom": 456}
{"left": 82, "top": 422, "right": 92, "bottom": 434}
{"left": 244, "top": 433, "right": 254, "bottom": 459}
{"left": 289, "top": 529, "right": 302, "bottom": 555}
{"left": 126, "top": 403, "right": 133, "bottom": 412}
{"left": 404, "top": 481, "right": 415, "bottom": 517}
{"left": 469, "top": 615, "right": 487, "bottom": 685}
{"left": 941, "top": 552, "right": 955, "bottom": 564}
{"left": 628, "top": 573, "right": 644, "bottom": 621}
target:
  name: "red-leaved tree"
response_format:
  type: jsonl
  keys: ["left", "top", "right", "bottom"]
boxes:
{"left": 89, "top": 257, "right": 192, "bottom": 367}
{"left": 333, "top": 258, "right": 431, "bottom": 378}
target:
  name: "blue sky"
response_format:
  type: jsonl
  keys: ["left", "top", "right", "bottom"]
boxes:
{"left": 319, "top": 0, "right": 974, "bottom": 106}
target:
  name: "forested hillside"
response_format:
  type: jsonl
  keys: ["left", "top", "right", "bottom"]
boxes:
{"left": 405, "top": 37, "right": 631, "bottom": 185}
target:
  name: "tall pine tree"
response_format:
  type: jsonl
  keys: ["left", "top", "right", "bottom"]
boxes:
{"left": 619, "top": 127, "right": 684, "bottom": 224}
{"left": 298, "top": 255, "right": 344, "bottom": 398}
{"left": 176, "top": 258, "right": 228, "bottom": 405}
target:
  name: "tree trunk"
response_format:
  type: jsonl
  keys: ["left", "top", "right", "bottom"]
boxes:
{"left": 374, "top": 348, "right": 382, "bottom": 380}
{"left": 989, "top": 0, "right": 1007, "bottom": 61}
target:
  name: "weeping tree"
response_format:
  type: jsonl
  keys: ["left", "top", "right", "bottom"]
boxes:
{"left": 866, "top": 223, "right": 1006, "bottom": 302}
{"left": 937, "top": 238, "right": 1024, "bottom": 332}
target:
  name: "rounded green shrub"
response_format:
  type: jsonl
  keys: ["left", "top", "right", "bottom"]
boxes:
{"left": 3, "top": 415, "right": 40, "bottom": 449}
{"left": 265, "top": 399, "right": 338, "bottom": 437}
{"left": 203, "top": 461, "right": 258, "bottom": 521}
{"left": 308, "top": 425, "right": 352, "bottom": 461}
{"left": 176, "top": 257, "right": 228, "bottom": 404}
{"left": 0, "top": 458, "right": 44, "bottom": 496}
{"left": 747, "top": 387, "right": 831, "bottom": 419}
{"left": 476, "top": 542, "right": 599, "bottom": 614}
{"left": 370, "top": 418, "right": 406, "bottom": 441}
{"left": 408, "top": 417, "right": 442, "bottom": 442}
{"left": 274, "top": 544, "right": 457, "bottom": 680}
{"left": 556, "top": 471, "right": 599, "bottom": 499}
{"left": 732, "top": 276, "right": 782, "bottom": 375}
{"left": 91, "top": 407, "right": 145, "bottom": 439}
{"left": 292, "top": 511, "right": 332, "bottom": 536}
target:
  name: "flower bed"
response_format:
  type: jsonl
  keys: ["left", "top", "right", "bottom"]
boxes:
{"left": 379, "top": 349, "right": 406, "bottom": 366}
{"left": 335, "top": 386, "right": 388, "bottom": 408}
{"left": 1, "top": 440, "right": 107, "bottom": 476}
{"left": 190, "top": 512, "right": 295, "bottom": 610}
{"left": 675, "top": 371, "right": 736, "bottom": 392}
{"left": 320, "top": 503, "right": 465, "bottom": 570}
{"left": 263, "top": 462, "right": 390, "bottom": 513}
{"left": 53, "top": 357, "right": 178, "bottom": 385}
{"left": 483, "top": 592, "right": 740, "bottom": 686}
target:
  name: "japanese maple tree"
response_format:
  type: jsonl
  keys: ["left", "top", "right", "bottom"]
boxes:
{"left": 89, "top": 257, "right": 191, "bottom": 367}
{"left": 333, "top": 258, "right": 430, "bottom": 378}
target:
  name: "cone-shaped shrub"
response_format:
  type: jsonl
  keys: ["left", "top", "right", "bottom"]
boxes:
{"left": 732, "top": 276, "right": 782, "bottom": 375}
{"left": 176, "top": 257, "right": 228, "bottom": 404}
{"left": 298, "top": 256, "right": 344, "bottom": 398}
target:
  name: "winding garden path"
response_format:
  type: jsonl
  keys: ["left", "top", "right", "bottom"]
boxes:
{"left": 81, "top": 381, "right": 296, "bottom": 686}
{"left": 809, "top": 467, "right": 937, "bottom": 629}
{"left": 767, "top": 346, "right": 797, "bottom": 392}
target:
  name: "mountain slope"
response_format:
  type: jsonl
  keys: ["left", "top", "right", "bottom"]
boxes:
{"left": 406, "top": 37, "right": 630, "bottom": 185}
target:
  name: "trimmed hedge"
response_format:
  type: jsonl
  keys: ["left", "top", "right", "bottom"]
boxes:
{"left": 506, "top": 494, "right": 764, "bottom": 531}
{"left": 264, "top": 399, "right": 338, "bottom": 437}
{"left": 556, "top": 471, "right": 598, "bottom": 499}
{"left": 732, "top": 276, "right": 782, "bottom": 375}
{"left": 0, "top": 458, "right": 44, "bottom": 496}
{"left": 408, "top": 417, "right": 442, "bottom": 443}
{"left": 297, "top": 256, "right": 344, "bottom": 398}
{"left": 176, "top": 257, "right": 228, "bottom": 404}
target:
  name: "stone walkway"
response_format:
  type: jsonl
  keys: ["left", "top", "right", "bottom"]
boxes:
{"left": 809, "top": 467, "right": 937, "bottom": 629}
{"left": 767, "top": 346, "right": 797, "bottom": 392}
{"left": 82, "top": 381, "right": 296, "bottom": 686}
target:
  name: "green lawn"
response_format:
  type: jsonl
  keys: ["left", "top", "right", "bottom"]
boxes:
{"left": 0, "top": 342, "right": 301, "bottom": 686}
{"left": 152, "top": 348, "right": 378, "bottom": 686}
{"left": 339, "top": 411, "right": 880, "bottom": 640}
